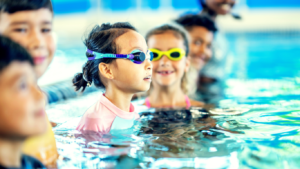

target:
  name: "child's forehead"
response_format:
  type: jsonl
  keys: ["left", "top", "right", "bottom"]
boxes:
{"left": 148, "top": 32, "right": 185, "bottom": 49}
{"left": 117, "top": 30, "right": 148, "bottom": 53}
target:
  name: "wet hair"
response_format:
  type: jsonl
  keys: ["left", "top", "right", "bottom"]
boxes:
{"left": 0, "top": 0, "right": 53, "bottom": 14}
{"left": 175, "top": 14, "right": 217, "bottom": 34}
{"left": 145, "top": 22, "right": 189, "bottom": 56}
{"left": 145, "top": 23, "right": 190, "bottom": 94}
{"left": 0, "top": 35, "right": 34, "bottom": 73}
{"left": 73, "top": 22, "right": 137, "bottom": 92}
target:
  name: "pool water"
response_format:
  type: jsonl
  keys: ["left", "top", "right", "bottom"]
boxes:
{"left": 47, "top": 31, "right": 300, "bottom": 169}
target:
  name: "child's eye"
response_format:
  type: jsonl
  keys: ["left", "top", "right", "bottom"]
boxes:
{"left": 41, "top": 28, "right": 51, "bottom": 33}
{"left": 207, "top": 44, "right": 212, "bottom": 49}
{"left": 13, "top": 28, "right": 27, "bottom": 33}
{"left": 194, "top": 40, "right": 202, "bottom": 46}
{"left": 19, "top": 80, "right": 28, "bottom": 90}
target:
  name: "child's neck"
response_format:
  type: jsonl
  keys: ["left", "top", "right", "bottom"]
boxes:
{"left": 149, "top": 84, "right": 186, "bottom": 107}
{"left": 0, "top": 138, "right": 23, "bottom": 167}
{"left": 105, "top": 86, "right": 134, "bottom": 112}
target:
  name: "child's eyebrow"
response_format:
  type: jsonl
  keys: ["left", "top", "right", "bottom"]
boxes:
{"left": 9, "top": 21, "right": 28, "bottom": 26}
{"left": 128, "top": 47, "right": 144, "bottom": 53}
{"left": 9, "top": 21, "right": 52, "bottom": 26}
{"left": 7, "top": 74, "right": 23, "bottom": 85}
{"left": 41, "top": 21, "right": 52, "bottom": 25}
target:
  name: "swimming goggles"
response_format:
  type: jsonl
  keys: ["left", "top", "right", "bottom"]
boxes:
{"left": 87, "top": 49, "right": 153, "bottom": 64}
{"left": 149, "top": 48, "right": 186, "bottom": 61}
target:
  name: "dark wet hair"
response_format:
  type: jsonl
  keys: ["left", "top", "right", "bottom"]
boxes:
{"left": 175, "top": 14, "right": 217, "bottom": 34}
{"left": 0, "top": 35, "right": 34, "bottom": 72}
{"left": 145, "top": 23, "right": 189, "bottom": 56}
{"left": 0, "top": 0, "right": 53, "bottom": 14}
{"left": 73, "top": 22, "right": 137, "bottom": 92}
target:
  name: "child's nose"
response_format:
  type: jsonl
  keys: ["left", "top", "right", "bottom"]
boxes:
{"left": 159, "top": 55, "right": 171, "bottom": 67}
{"left": 29, "top": 29, "right": 46, "bottom": 50}
{"left": 145, "top": 59, "right": 152, "bottom": 70}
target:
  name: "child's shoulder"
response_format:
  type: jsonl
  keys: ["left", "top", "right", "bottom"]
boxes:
{"left": 189, "top": 99, "right": 205, "bottom": 107}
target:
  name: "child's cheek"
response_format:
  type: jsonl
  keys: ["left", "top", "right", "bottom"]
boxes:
{"left": 47, "top": 35, "right": 56, "bottom": 61}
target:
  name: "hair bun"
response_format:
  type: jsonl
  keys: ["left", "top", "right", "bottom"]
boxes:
{"left": 72, "top": 73, "right": 88, "bottom": 92}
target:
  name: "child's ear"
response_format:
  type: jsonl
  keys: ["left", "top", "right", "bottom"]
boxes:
{"left": 184, "top": 57, "right": 190, "bottom": 72}
{"left": 98, "top": 63, "right": 114, "bottom": 79}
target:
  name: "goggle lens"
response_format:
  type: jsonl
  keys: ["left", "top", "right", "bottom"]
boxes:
{"left": 153, "top": 52, "right": 159, "bottom": 59}
{"left": 131, "top": 50, "right": 153, "bottom": 64}
{"left": 170, "top": 52, "right": 181, "bottom": 58}
{"left": 149, "top": 48, "right": 185, "bottom": 61}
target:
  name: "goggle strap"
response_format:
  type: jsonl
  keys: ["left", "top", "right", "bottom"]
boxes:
{"left": 88, "top": 53, "right": 134, "bottom": 61}
{"left": 86, "top": 49, "right": 151, "bottom": 62}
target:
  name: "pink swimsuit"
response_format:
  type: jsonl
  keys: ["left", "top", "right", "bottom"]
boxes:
{"left": 76, "top": 94, "right": 140, "bottom": 133}
{"left": 145, "top": 96, "right": 191, "bottom": 109}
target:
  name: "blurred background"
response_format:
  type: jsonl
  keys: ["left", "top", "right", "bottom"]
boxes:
{"left": 40, "top": 0, "right": 300, "bottom": 104}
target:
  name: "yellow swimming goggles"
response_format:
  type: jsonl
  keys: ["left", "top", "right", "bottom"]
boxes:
{"left": 149, "top": 48, "right": 186, "bottom": 61}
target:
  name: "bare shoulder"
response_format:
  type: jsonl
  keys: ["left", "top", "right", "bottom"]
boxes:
{"left": 189, "top": 99, "right": 205, "bottom": 107}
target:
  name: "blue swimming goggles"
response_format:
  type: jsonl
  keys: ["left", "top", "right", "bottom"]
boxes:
{"left": 87, "top": 49, "right": 154, "bottom": 64}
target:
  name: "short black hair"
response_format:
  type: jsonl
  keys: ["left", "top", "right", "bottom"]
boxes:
{"left": 0, "top": 0, "right": 53, "bottom": 14}
{"left": 175, "top": 14, "right": 217, "bottom": 34}
{"left": 73, "top": 22, "right": 137, "bottom": 92}
{"left": 0, "top": 35, "right": 34, "bottom": 73}
{"left": 145, "top": 23, "right": 189, "bottom": 56}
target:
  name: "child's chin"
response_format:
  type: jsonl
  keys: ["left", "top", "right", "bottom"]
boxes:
{"left": 34, "top": 65, "right": 48, "bottom": 79}
{"left": 136, "top": 86, "right": 151, "bottom": 93}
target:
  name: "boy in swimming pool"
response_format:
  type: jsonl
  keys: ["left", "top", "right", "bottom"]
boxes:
{"left": 0, "top": 36, "right": 46, "bottom": 169}
{"left": 175, "top": 14, "right": 217, "bottom": 102}
{"left": 144, "top": 23, "right": 204, "bottom": 108}
{"left": 74, "top": 22, "right": 153, "bottom": 133}
{"left": 0, "top": 0, "right": 58, "bottom": 166}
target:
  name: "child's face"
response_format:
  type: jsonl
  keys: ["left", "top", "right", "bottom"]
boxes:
{"left": 188, "top": 26, "right": 213, "bottom": 71}
{"left": 0, "top": 62, "right": 47, "bottom": 139}
{"left": 109, "top": 30, "right": 152, "bottom": 93}
{"left": 147, "top": 32, "right": 189, "bottom": 89}
{"left": 0, "top": 9, "right": 55, "bottom": 78}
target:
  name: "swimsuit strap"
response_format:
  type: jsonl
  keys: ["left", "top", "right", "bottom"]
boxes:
{"left": 185, "top": 95, "right": 191, "bottom": 109}
{"left": 145, "top": 97, "right": 151, "bottom": 108}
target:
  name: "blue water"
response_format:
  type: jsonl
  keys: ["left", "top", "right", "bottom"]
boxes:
{"left": 52, "top": 0, "right": 300, "bottom": 14}
{"left": 47, "top": 31, "right": 300, "bottom": 168}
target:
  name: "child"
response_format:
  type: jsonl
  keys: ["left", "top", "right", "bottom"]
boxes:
{"left": 0, "top": 36, "right": 46, "bottom": 169}
{"left": 74, "top": 22, "right": 153, "bottom": 133}
{"left": 175, "top": 15, "right": 218, "bottom": 102}
{"left": 175, "top": 15, "right": 216, "bottom": 73}
{"left": 0, "top": 0, "right": 58, "bottom": 166}
{"left": 144, "top": 23, "right": 204, "bottom": 108}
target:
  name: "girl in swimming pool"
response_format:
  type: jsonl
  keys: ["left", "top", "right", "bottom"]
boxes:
{"left": 144, "top": 23, "right": 204, "bottom": 109}
{"left": 73, "top": 22, "right": 153, "bottom": 133}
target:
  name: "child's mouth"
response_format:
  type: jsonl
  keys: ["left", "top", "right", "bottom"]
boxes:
{"left": 143, "top": 75, "right": 152, "bottom": 82}
{"left": 33, "top": 56, "right": 46, "bottom": 65}
{"left": 157, "top": 71, "right": 174, "bottom": 76}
